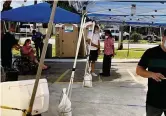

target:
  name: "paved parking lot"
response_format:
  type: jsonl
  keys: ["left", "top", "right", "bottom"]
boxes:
{"left": 17, "top": 61, "right": 150, "bottom": 116}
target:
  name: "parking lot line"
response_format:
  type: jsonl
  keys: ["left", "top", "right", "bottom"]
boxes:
{"left": 127, "top": 69, "right": 141, "bottom": 84}
{"left": 54, "top": 69, "right": 70, "bottom": 83}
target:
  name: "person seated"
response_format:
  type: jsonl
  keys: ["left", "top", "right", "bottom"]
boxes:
{"left": 22, "top": 39, "right": 49, "bottom": 70}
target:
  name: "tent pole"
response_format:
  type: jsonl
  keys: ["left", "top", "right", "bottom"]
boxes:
{"left": 82, "top": 24, "right": 87, "bottom": 57}
{"left": 26, "top": 27, "right": 27, "bottom": 37}
{"left": 68, "top": 17, "right": 87, "bottom": 99}
{"left": 83, "top": 25, "right": 89, "bottom": 75}
{"left": 86, "top": 21, "right": 95, "bottom": 74}
{"left": 84, "top": 21, "right": 95, "bottom": 77}
{"left": 160, "top": 27, "right": 162, "bottom": 44}
{"left": 25, "top": 1, "right": 58, "bottom": 116}
{"left": 66, "top": 13, "right": 86, "bottom": 99}
{"left": 127, "top": 26, "right": 131, "bottom": 57}
{"left": 3, "top": 21, "right": 8, "bottom": 32}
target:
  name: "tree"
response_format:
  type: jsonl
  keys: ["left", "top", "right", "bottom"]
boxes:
{"left": 118, "top": 26, "right": 124, "bottom": 50}
{"left": 45, "top": 1, "right": 78, "bottom": 14}
{"left": 2, "top": 0, "right": 12, "bottom": 12}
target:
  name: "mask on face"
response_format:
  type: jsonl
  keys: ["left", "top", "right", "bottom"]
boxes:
{"left": 10, "top": 32, "right": 15, "bottom": 35}
{"left": 94, "top": 30, "right": 99, "bottom": 34}
{"left": 105, "top": 36, "right": 109, "bottom": 39}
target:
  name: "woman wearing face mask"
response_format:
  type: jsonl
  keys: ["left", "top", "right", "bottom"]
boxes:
{"left": 22, "top": 39, "right": 49, "bottom": 70}
{"left": 100, "top": 30, "right": 115, "bottom": 77}
{"left": 86, "top": 25, "right": 100, "bottom": 77}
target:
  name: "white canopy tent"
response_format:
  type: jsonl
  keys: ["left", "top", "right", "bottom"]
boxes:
{"left": 69, "top": 1, "right": 166, "bottom": 27}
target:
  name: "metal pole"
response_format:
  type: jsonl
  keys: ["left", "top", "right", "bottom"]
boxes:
{"left": 66, "top": 13, "right": 86, "bottom": 99}
{"left": 26, "top": 27, "right": 27, "bottom": 37}
{"left": 160, "top": 27, "right": 162, "bottom": 44}
{"left": 3, "top": 21, "right": 8, "bottom": 32}
{"left": 84, "top": 21, "right": 95, "bottom": 76}
{"left": 127, "top": 26, "right": 131, "bottom": 57}
{"left": 25, "top": 1, "right": 58, "bottom": 115}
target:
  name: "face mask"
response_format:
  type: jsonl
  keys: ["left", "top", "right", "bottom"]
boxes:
{"left": 10, "top": 32, "right": 15, "bottom": 35}
{"left": 105, "top": 36, "right": 109, "bottom": 39}
{"left": 94, "top": 30, "right": 99, "bottom": 33}
{"left": 28, "top": 43, "right": 32, "bottom": 47}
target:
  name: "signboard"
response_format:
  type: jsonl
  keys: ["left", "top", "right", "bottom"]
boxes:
{"left": 64, "top": 26, "right": 74, "bottom": 32}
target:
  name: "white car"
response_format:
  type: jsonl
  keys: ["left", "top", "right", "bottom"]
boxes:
{"left": 101, "top": 29, "right": 130, "bottom": 40}
{"left": 20, "top": 24, "right": 33, "bottom": 33}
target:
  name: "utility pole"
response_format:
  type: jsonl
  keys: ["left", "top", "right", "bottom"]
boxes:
{"left": 25, "top": 0, "right": 58, "bottom": 115}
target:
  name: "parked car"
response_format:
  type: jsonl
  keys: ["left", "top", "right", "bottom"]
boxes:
{"left": 20, "top": 24, "right": 33, "bottom": 34}
{"left": 101, "top": 29, "right": 129, "bottom": 41}
{"left": 143, "top": 34, "right": 161, "bottom": 41}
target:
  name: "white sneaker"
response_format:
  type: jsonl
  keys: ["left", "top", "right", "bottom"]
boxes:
{"left": 91, "top": 72, "right": 98, "bottom": 77}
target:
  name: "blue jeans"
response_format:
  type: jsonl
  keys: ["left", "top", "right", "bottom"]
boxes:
{"left": 146, "top": 104, "right": 166, "bottom": 116}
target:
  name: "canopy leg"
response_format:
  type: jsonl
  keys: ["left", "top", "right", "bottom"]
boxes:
{"left": 25, "top": 1, "right": 58, "bottom": 116}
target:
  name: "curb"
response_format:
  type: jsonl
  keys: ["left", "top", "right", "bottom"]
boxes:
{"left": 44, "top": 59, "right": 139, "bottom": 63}
{"left": 6, "top": 58, "right": 139, "bottom": 64}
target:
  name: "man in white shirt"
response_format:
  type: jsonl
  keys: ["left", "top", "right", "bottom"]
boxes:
{"left": 87, "top": 25, "right": 100, "bottom": 76}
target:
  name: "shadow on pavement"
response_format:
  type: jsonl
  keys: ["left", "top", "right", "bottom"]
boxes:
{"left": 18, "top": 62, "right": 122, "bottom": 83}
{"left": 100, "top": 68, "right": 122, "bottom": 82}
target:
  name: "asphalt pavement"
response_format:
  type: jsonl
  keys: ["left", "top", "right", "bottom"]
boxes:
{"left": 18, "top": 62, "right": 151, "bottom": 116}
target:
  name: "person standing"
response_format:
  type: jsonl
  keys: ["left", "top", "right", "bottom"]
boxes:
{"left": 100, "top": 30, "right": 115, "bottom": 77}
{"left": 32, "top": 30, "right": 44, "bottom": 59}
{"left": 1, "top": 25, "right": 20, "bottom": 69}
{"left": 87, "top": 25, "right": 100, "bottom": 77}
{"left": 136, "top": 29, "right": 166, "bottom": 116}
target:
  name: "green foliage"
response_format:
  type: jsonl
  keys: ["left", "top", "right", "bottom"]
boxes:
{"left": 2, "top": 1, "right": 12, "bottom": 12}
{"left": 131, "top": 32, "right": 142, "bottom": 42}
{"left": 98, "top": 48, "right": 145, "bottom": 59}
{"left": 45, "top": 1, "right": 78, "bottom": 14}
{"left": 57, "top": 1, "right": 78, "bottom": 14}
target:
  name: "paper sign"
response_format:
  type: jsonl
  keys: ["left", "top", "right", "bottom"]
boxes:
{"left": 64, "top": 26, "right": 73, "bottom": 32}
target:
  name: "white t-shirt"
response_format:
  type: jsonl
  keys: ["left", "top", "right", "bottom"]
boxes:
{"left": 87, "top": 32, "right": 100, "bottom": 50}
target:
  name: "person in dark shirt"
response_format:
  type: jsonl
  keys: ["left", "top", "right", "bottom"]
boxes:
{"left": 1, "top": 26, "right": 20, "bottom": 69}
{"left": 32, "top": 30, "right": 44, "bottom": 59}
{"left": 136, "top": 29, "right": 166, "bottom": 116}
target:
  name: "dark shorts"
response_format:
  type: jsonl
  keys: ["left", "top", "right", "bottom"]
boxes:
{"left": 89, "top": 50, "right": 98, "bottom": 62}
{"left": 146, "top": 104, "right": 166, "bottom": 116}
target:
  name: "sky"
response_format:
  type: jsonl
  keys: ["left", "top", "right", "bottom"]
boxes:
{"left": 0, "top": 0, "right": 43, "bottom": 11}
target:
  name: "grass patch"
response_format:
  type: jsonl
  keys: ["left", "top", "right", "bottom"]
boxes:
{"left": 51, "top": 35, "right": 56, "bottom": 39}
{"left": 116, "top": 40, "right": 161, "bottom": 44}
{"left": 99, "top": 48, "right": 145, "bottom": 59}
{"left": 13, "top": 40, "right": 145, "bottom": 59}
{"left": 13, "top": 48, "right": 145, "bottom": 59}
{"left": 52, "top": 45, "right": 56, "bottom": 57}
